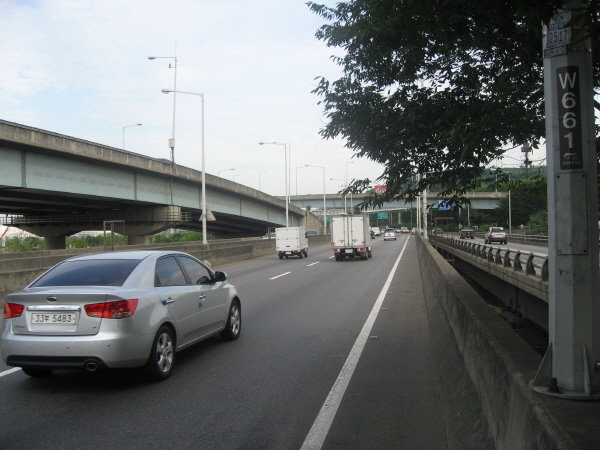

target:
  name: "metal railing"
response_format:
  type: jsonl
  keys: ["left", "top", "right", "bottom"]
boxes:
{"left": 433, "top": 236, "right": 549, "bottom": 282}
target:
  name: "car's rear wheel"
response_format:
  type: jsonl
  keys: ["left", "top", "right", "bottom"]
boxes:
{"left": 221, "top": 299, "right": 241, "bottom": 341}
{"left": 278, "top": 254, "right": 283, "bottom": 260}
{"left": 298, "top": 251, "right": 303, "bottom": 259}
{"left": 145, "top": 326, "right": 175, "bottom": 381}
{"left": 22, "top": 367, "right": 53, "bottom": 378}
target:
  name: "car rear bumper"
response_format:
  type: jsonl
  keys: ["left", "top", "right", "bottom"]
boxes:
{"left": 1, "top": 322, "right": 151, "bottom": 369}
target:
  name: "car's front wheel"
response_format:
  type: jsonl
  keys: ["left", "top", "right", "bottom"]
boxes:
{"left": 220, "top": 299, "right": 241, "bottom": 341}
{"left": 145, "top": 326, "right": 175, "bottom": 381}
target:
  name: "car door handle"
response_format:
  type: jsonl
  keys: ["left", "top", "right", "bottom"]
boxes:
{"left": 162, "top": 298, "right": 175, "bottom": 305}
{"left": 198, "top": 294, "right": 206, "bottom": 300}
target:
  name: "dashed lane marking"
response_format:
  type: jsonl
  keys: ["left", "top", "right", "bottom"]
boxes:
{"left": 269, "top": 272, "right": 291, "bottom": 280}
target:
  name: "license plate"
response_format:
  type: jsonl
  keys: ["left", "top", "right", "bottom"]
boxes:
{"left": 31, "top": 312, "right": 77, "bottom": 324}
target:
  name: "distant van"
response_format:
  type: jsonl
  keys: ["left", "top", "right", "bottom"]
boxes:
{"left": 306, "top": 230, "right": 318, "bottom": 237}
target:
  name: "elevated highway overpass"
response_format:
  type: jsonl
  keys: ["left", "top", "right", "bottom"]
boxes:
{"left": 0, "top": 120, "right": 315, "bottom": 248}
{"left": 286, "top": 191, "right": 507, "bottom": 212}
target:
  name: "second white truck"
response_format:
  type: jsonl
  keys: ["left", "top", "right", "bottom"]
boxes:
{"left": 330, "top": 214, "right": 372, "bottom": 261}
{"left": 276, "top": 226, "right": 308, "bottom": 259}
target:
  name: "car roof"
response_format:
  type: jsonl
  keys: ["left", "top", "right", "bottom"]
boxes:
{"left": 65, "top": 250, "right": 188, "bottom": 262}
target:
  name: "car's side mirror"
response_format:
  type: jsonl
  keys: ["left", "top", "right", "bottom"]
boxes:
{"left": 214, "top": 271, "right": 227, "bottom": 282}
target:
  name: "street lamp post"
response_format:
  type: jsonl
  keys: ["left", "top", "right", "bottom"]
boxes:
{"left": 259, "top": 142, "right": 290, "bottom": 226}
{"left": 306, "top": 165, "right": 326, "bottom": 234}
{"left": 330, "top": 178, "right": 346, "bottom": 213}
{"left": 149, "top": 54, "right": 177, "bottom": 163}
{"left": 345, "top": 161, "right": 354, "bottom": 213}
{"left": 161, "top": 89, "right": 207, "bottom": 244}
{"left": 508, "top": 174, "right": 512, "bottom": 237}
{"left": 122, "top": 123, "right": 141, "bottom": 150}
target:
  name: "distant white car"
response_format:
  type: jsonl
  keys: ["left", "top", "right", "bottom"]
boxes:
{"left": 400, "top": 227, "right": 409, "bottom": 234}
{"left": 383, "top": 229, "right": 397, "bottom": 241}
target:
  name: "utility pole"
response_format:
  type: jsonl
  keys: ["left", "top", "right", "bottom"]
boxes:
{"left": 531, "top": 2, "right": 600, "bottom": 398}
{"left": 522, "top": 143, "right": 531, "bottom": 179}
{"left": 422, "top": 175, "right": 428, "bottom": 239}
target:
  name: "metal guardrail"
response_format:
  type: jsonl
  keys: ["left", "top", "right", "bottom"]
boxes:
{"left": 433, "top": 236, "right": 549, "bottom": 282}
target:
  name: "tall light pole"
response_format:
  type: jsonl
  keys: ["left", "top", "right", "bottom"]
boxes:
{"left": 422, "top": 174, "right": 428, "bottom": 239}
{"left": 345, "top": 161, "right": 354, "bottom": 213}
{"left": 149, "top": 54, "right": 177, "bottom": 164}
{"left": 306, "top": 165, "right": 326, "bottom": 234}
{"left": 259, "top": 171, "right": 266, "bottom": 191}
{"left": 122, "top": 123, "right": 141, "bottom": 150}
{"left": 259, "top": 142, "right": 290, "bottom": 226}
{"left": 508, "top": 173, "right": 512, "bottom": 237}
{"left": 161, "top": 89, "right": 207, "bottom": 244}
{"left": 330, "top": 177, "right": 346, "bottom": 213}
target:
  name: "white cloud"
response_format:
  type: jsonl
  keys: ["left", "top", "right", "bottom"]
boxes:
{"left": 0, "top": 0, "right": 385, "bottom": 196}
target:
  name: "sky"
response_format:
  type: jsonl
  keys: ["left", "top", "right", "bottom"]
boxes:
{"left": 0, "top": 0, "right": 543, "bottom": 199}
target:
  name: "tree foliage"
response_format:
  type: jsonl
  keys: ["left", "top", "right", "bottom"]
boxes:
{"left": 494, "top": 177, "right": 548, "bottom": 228}
{"left": 3, "top": 236, "right": 44, "bottom": 252}
{"left": 308, "top": 0, "right": 600, "bottom": 208}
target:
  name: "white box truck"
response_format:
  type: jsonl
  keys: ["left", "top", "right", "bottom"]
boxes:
{"left": 330, "top": 214, "right": 372, "bottom": 261}
{"left": 276, "top": 226, "right": 308, "bottom": 259}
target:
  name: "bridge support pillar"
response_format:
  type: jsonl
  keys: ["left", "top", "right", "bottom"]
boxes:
{"left": 44, "top": 236, "right": 65, "bottom": 250}
{"left": 127, "top": 235, "right": 150, "bottom": 246}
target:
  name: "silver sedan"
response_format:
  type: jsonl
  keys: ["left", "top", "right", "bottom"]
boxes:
{"left": 1, "top": 250, "right": 241, "bottom": 381}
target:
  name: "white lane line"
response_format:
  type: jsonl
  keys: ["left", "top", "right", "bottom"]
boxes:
{"left": 269, "top": 272, "right": 291, "bottom": 280}
{"left": 0, "top": 367, "right": 21, "bottom": 378}
{"left": 307, "top": 262, "right": 320, "bottom": 267}
{"left": 300, "top": 237, "right": 410, "bottom": 450}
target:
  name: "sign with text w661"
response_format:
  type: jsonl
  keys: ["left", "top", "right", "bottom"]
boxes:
{"left": 557, "top": 66, "right": 583, "bottom": 170}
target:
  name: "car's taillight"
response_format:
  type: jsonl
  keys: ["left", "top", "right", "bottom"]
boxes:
{"left": 4, "top": 303, "right": 25, "bottom": 319}
{"left": 85, "top": 299, "right": 138, "bottom": 319}
{"left": 332, "top": 248, "right": 340, "bottom": 253}
{"left": 358, "top": 248, "right": 367, "bottom": 252}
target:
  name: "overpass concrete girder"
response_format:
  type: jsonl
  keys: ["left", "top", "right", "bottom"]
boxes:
{"left": 0, "top": 119, "right": 309, "bottom": 238}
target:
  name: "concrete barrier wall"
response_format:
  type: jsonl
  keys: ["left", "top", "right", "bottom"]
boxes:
{"left": 415, "top": 233, "right": 600, "bottom": 450}
{"left": 0, "top": 235, "right": 331, "bottom": 312}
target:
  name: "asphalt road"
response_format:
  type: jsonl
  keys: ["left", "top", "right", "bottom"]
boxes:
{"left": 0, "top": 235, "right": 448, "bottom": 450}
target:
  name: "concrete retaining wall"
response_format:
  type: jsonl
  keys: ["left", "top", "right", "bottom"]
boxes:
{"left": 416, "top": 233, "right": 599, "bottom": 449}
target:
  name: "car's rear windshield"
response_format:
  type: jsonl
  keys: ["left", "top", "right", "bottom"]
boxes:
{"left": 491, "top": 227, "right": 504, "bottom": 232}
{"left": 31, "top": 259, "right": 142, "bottom": 287}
